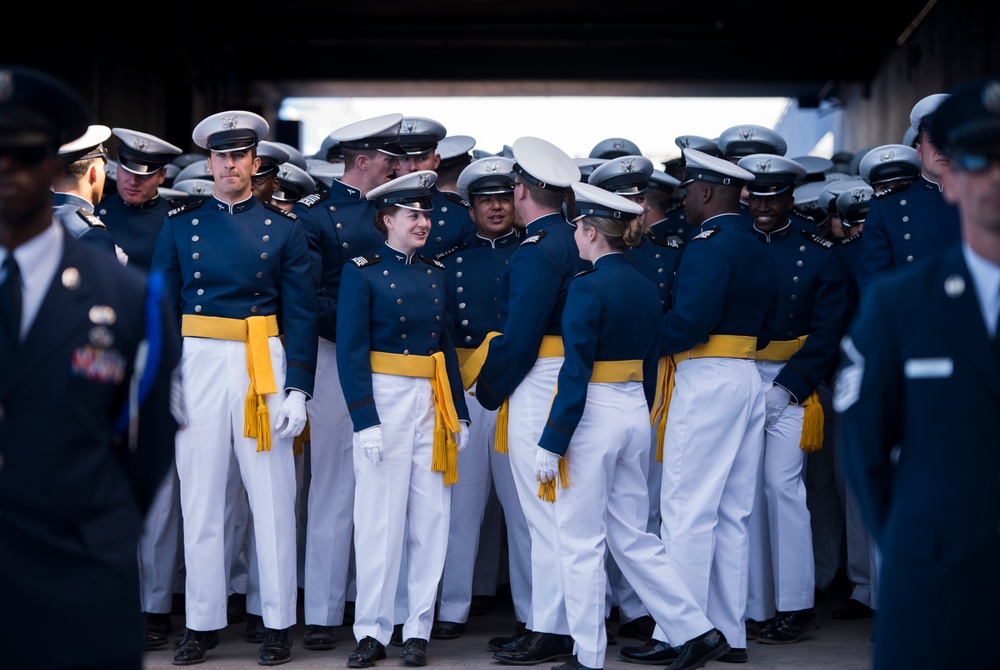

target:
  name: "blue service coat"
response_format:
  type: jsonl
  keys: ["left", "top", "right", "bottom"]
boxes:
{"left": 152, "top": 195, "right": 318, "bottom": 396}
{"left": 0, "top": 230, "right": 180, "bottom": 669}
{"left": 53, "top": 191, "right": 119, "bottom": 260}
{"left": 857, "top": 177, "right": 961, "bottom": 292}
{"left": 475, "top": 213, "right": 590, "bottom": 410}
{"left": 422, "top": 189, "right": 478, "bottom": 260}
{"left": 834, "top": 242, "right": 1000, "bottom": 669}
{"left": 647, "top": 203, "right": 690, "bottom": 242}
{"left": 624, "top": 235, "right": 683, "bottom": 314}
{"left": 539, "top": 253, "right": 662, "bottom": 455}
{"left": 98, "top": 192, "right": 175, "bottom": 273}
{"left": 335, "top": 242, "right": 470, "bottom": 432}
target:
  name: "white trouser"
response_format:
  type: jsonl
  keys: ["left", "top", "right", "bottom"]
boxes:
{"left": 806, "top": 381, "right": 844, "bottom": 592}
{"left": 304, "top": 339, "right": 356, "bottom": 626}
{"left": 656, "top": 357, "right": 765, "bottom": 649}
{"left": 747, "top": 360, "right": 815, "bottom": 619}
{"left": 507, "top": 357, "right": 569, "bottom": 634}
{"left": 138, "top": 463, "right": 183, "bottom": 613}
{"left": 437, "top": 384, "right": 497, "bottom": 623}
{"left": 176, "top": 336, "right": 298, "bottom": 632}
{"left": 489, "top": 426, "right": 532, "bottom": 625}
{"left": 352, "top": 374, "right": 451, "bottom": 645}
{"left": 555, "top": 382, "right": 713, "bottom": 669}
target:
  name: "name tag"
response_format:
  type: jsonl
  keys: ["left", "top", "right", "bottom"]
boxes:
{"left": 904, "top": 357, "right": 953, "bottom": 379}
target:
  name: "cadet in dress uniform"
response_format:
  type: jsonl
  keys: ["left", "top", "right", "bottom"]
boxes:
{"left": 336, "top": 170, "right": 470, "bottom": 669}
{"left": 396, "top": 116, "right": 478, "bottom": 258}
{"left": 737, "top": 154, "right": 849, "bottom": 644}
{"left": 472, "top": 137, "right": 586, "bottom": 666}
{"left": 433, "top": 134, "right": 476, "bottom": 194}
{"left": 858, "top": 144, "right": 922, "bottom": 196}
{"left": 589, "top": 137, "right": 642, "bottom": 159}
{"left": 619, "top": 149, "right": 778, "bottom": 666}
{"left": 857, "top": 93, "right": 961, "bottom": 292}
{"left": 834, "top": 78, "right": 1000, "bottom": 669}
{"left": 431, "top": 157, "right": 526, "bottom": 641}
{"left": 152, "top": 110, "right": 317, "bottom": 666}
{"left": 536, "top": 181, "right": 731, "bottom": 670}
{"left": 717, "top": 124, "right": 789, "bottom": 231}
{"left": 251, "top": 140, "right": 291, "bottom": 205}
{"left": 99, "top": 128, "right": 184, "bottom": 273}
{"left": 92, "top": 127, "right": 188, "bottom": 649}
{"left": 0, "top": 64, "right": 181, "bottom": 670}
{"left": 292, "top": 114, "right": 404, "bottom": 653}
{"left": 589, "top": 154, "right": 683, "bottom": 642}
{"left": 645, "top": 167, "right": 687, "bottom": 244}
{"left": 52, "top": 123, "right": 121, "bottom": 262}
{"left": 271, "top": 163, "right": 316, "bottom": 212}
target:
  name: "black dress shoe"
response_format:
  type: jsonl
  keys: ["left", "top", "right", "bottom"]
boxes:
{"left": 390, "top": 623, "right": 404, "bottom": 647}
{"left": 670, "top": 628, "right": 731, "bottom": 670}
{"left": 303, "top": 624, "right": 336, "bottom": 650}
{"left": 227, "top": 592, "right": 247, "bottom": 624}
{"left": 173, "top": 628, "right": 220, "bottom": 666}
{"left": 144, "top": 612, "right": 172, "bottom": 650}
{"left": 259, "top": 627, "right": 292, "bottom": 666}
{"left": 347, "top": 636, "right": 387, "bottom": 668}
{"left": 487, "top": 622, "right": 528, "bottom": 651}
{"left": 717, "top": 647, "right": 748, "bottom": 663}
{"left": 617, "top": 614, "right": 655, "bottom": 641}
{"left": 616, "top": 639, "right": 677, "bottom": 665}
{"left": 832, "top": 598, "right": 874, "bottom": 620}
{"left": 758, "top": 608, "right": 819, "bottom": 644}
{"left": 245, "top": 613, "right": 266, "bottom": 643}
{"left": 551, "top": 657, "right": 601, "bottom": 670}
{"left": 492, "top": 631, "right": 574, "bottom": 665}
{"left": 430, "top": 621, "right": 465, "bottom": 640}
{"left": 743, "top": 617, "right": 772, "bottom": 642}
{"left": 401, "top": 637, "right": 429, "bottom": 667}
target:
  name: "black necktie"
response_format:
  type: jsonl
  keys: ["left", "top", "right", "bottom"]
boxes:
{"left": 1, "top": 255, "right": 22, "bottom": 346}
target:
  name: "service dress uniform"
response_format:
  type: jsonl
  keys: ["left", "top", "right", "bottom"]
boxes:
{"left": 151, "top": 114, "right": 317, "bottom": 642}
{"left": 336, "top": 173, "right": 470, "bottom": 653}
{"left": 538, "top": 184, "right": 721, "bottom": 670}
{"left": 53, "top": 189, "right": 119, "bottom": 260}
{"left": 653, "top": 149, "right": 779, "bottom": 651}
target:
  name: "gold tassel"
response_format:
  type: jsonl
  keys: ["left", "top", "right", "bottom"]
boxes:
{"left": 649, "top": 356, "right": 675, "bottom": 463}
{"left": 494, "top": 398, "right": 509, "bottom": 454}
{"left": 536, "top": 455, "right": 569, "bottom": 503}
{"left": 432, "top": 410, "right": 448, "bottom": 472}
{"left": 655, "top": 413, "right": 666, "bottom": 463}
{"left": 444, "top": 429, "right": 459, "bottom": 486}
{"left": 799, "top": 391, "right": 825, "bottom": 453}
{"left": 293, "top": 418, "right": 310, "bottom": 456}
{"left": 244, "top": 380, "right": 258, "bottom": 438}
{"left": 557, "top": 455, "right": 570, "bottom": 489}
{"left": 255, "top": 394, "right": 271, "bottom": 452}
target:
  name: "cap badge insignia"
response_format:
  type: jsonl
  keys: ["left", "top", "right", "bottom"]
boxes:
{"left": 193, "top": 183, "right": 209, "bottom": 194}
{"left": 619, "top": 158, "right": 636, "bottom": 173}
{"left": 134, "top": 137, "right": 150, "bottom": 152}
{"left": 878, "top": 148, "right": 895, "bottom": 162}
{"left": 279, "top": 166, "right": 291, "bottom": 179}
{"left": 612, "top": 140, "right": 625, "bottom": 151}
{"left": 755, "top": 158, "right": 772, "bottom": 172}
{"left": 485, "top": 160, "right": 502, "bottom": 174}
{"left": 679, "top": 138, "right": 691, "bottom": 148}
{"left": 418, "top": 174, "right": 432, "bottom": 188}
{"left": 739, "top": 128, "right": 756, "bottom": 141}
{"left": 982, "top": 81, "right": 1000, "bottom": 113}
{"left": 222, "top": 116, "right": 239, "bottom": 130}
{"left": 849, "top": 188, "right": 868, "bottom": 203}
{"left": 402, "top": 120, "right": 417, "bottom": 133}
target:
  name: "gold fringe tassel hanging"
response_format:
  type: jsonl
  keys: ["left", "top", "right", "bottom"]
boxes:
{"left": 494, "top": 398, "right": 509, "bottom": 454}
{"left": 798, "top": 391, "right": 825, "bottom": 452}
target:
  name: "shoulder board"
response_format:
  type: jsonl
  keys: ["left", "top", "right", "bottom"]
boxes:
{"left": 418, "top": 255, "right": 446, "bottom": 270}
{"left": 651, "top": 236, "right": 682, "bottom": 249}
{"left": 520, "top": 229, "right": 548, "bottom": 245}
{"left": 297, "top": 191, "right": 329, "bottom": 208}
{"left": 263, "top": 201, "right": 298, "bottom": 220}
{"left": 167, "top": 198, "right": 206, "bottom": 218}
{"left": 348, "top": 254, "right": 381, "bottom": 268}
{"left": 574, "top": 267, "right": 597, "bottom": 278}
{"left": 792, "top": 209, "right": 819, "bottom": 224}
{"left": 665, "top": 201, "right": 684, "bottom": 214}
{"left": 873, "top": 181, "right": 912, "bottom": 199}
{"left": 800, "top": 229, "right": 834, "bottom": 249}
{"left": 434, "top": 243, "right": 468, "bottom": 261}
{"left": 839, "top": 232, "right": 863, "bottom": 246}
{"left": 689, "top": 226, "right": 720, "bottom": 241}
{"left": 444, "top": 191, "right": 469, "bottom": 207}
{"left": 77, "top": 209, "right": 106, "bottom": 229}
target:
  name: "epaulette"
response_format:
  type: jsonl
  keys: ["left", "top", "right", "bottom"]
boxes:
{"left": 167, "top": 198, "right": 206, "bottom": 218}
{"left": 873, "top": 181, "right": 912, "bottom": 199}
{"left": 435, "top": 243, "right": 468, "bottom": 261}
{"left": 689, "top": 226, "right": 720, "bottom": 241}
{"left": 296, "top": 190, "right": 329, "bottom": 208}
{"left": 349, "top": 254, "right": 381, "bottom": 268}
{"left": 665, "top": 201, "right": 684, "bottom": 214}
{"left": 839, "top": 232, "right": 863, "bottom": 246}
{"left": 263, "top": 201, "right": 298, "bottom": 220}
{"left": 800, "top": 229, "right": 834, "bottom": 249}
{"left": 77, "top": 209, "right": 106, "bottom": 229}
{"left": 520, "top": 229, "right": 548, "bottom": 245}
{"left": 792, "top": 209, "right": 820, "bottom": 225}
{"left": 574, "top": 267, "right": 597, "bottom": 278}
{"left": 418, "top": 255, "right": 446, "bottom": 270}
{"left": 651, "top": 237, "right": 682, "bottom": 249}
{"left": 443, "top": 191, "right": 469, "bottom": 207}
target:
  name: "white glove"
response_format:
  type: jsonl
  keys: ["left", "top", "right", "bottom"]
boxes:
{"left": 535, "top": 446, "right": 559, "bottom": 484}
{"left": 274, "top": 390, "right": 307, "bottom": 438}
{"left": 764, "top": 385, "right": 792, "bottom": 430}
{"left": 354, "top": 426, "right": 384, "bottom": 466}
{"left": 455, "top": 420, "right": 470, "bottom": 453}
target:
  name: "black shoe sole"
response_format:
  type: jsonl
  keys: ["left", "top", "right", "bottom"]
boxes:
{"left": 757, "top": 620, "right": 819, "bottom": 645}
{"left": 303, "top": 640, "right": 337, "bottom": 650}
{"left": 492, "top": 651, "right": 574, "bottom": 666}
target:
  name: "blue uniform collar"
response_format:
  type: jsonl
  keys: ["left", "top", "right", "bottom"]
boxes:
{"left": 383, "top": 241, "right": 418, "bottom": 265}
{"left": 331, "top": 179, "right": 364, "bottom": 200}
{"left": 752, "top": 219, "right": 794, "bottom": 242}
{"left": 524, "top": 212, "right": 568, "bottom": 237}
{"left": 475, "top": 229, "right": 520, "bottom": 248}
{"left": 593, "top": 251, "right": 626, "bottom": 267}
{"left": 52, "top": 191, "right": 93, "bottom": 213}
{"left": 210, "top": 194, "right": 258, "bottom": 214}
